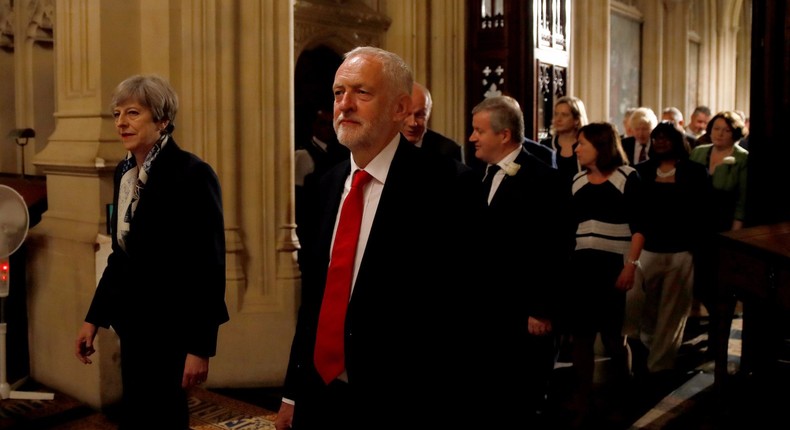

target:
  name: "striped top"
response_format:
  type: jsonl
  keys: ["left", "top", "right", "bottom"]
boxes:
{"left": 571, "top": 166, "right": 642, "bottom": 254}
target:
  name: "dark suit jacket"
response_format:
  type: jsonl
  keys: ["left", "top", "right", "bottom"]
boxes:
{"left": 621, "top": 136, "right": 651, "bottom": 165}
{"left": 621, "top": 136, "right": 637, "bottom": 164}
{"left": 476, "top": 148, "right": 569, "bottom": 329}
{"left": 285, "top": 135, "right": 474, "bottom": 427}
{"left": 540, "top": 136, "right": 581, "bottom": 183}
{"left": 473, "top": 147, "right": 571, "bottom": 425}
{"left": 85, "top": 138, "right": 228, "bottom": 426}
{"left": 685, "top": 132, "right": 700, "bottom": 149}
{"left": 523, "top": 137, "right": 557, "bottom": 168}
{"left": 419, "top": 128, "right": 462, "bottom": 161}
{"left": 635, "top": 157, "right": 714, "bottom": 253}
{"left": 295, "top": 137, "right": 350, "bottom": 265}
{"left": 87, "top": 138, "right": 228, "bottom": 351}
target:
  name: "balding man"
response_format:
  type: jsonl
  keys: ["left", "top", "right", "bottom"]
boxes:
{"left": 401, "top": 82, "right": 462, "bottom": 162}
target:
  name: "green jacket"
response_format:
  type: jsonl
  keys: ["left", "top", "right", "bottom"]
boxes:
{"left": 689, "top": 143, "right": 749, "bottom": 224}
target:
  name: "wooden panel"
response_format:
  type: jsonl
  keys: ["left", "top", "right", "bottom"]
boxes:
{"left": 465, "top": 0, "right": 570, "bottom": 166}
{"left": 718, "top": 245, "right": 770, "bottom": 300}
{"left": 718, "top": 222, "right": 790, "bottom": 308}
{"left": 716, "top": 221, "right": 790, "bottom": 380}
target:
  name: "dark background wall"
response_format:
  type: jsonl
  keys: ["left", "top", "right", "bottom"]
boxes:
{"left": 746, "top": 1, "right": 790, "bottom": 226}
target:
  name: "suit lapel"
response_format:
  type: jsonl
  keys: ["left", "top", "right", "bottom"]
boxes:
{"left": 488, "top": 148, "right": 530, "bottom": 208}
{"left": 363, "top": 137, "right": 413, "bottom": 245}
{"left": 317, "top": 161, "right": 351, "bottom": 266}
{"left": 129, "top": 140, "right": 177, "bottom": 226}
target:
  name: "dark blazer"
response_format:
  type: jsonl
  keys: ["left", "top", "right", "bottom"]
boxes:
{"left": 87, "top": 138, "right": 228, "bottom": 350}
{"left": 86, "top": 138, "right": 228, "bottom": 427}
{"left": 419, "top": 128, "right": 462, "bottom": 161}
{"left": 523, "top": 137, "right": 557, "bottom": 168}
{"left": 473, "top": 147, "right": 570, "bottom": 426}
{"left": 621, "top": 136, "right": 637, "bottom": 164}
{"left": 476, "top": 147, "right": 569, "bottom": 329}
{"left": 295, "top": 137, "right": 350, "bottom": 264}
{"left": 285, "top": 135, "right": 474, "bottom": 428}
{"left": 621, "top": 136, "right": 651, "bottom": 165}
{"left": 685, "top": 132, "right": 700, "bottom": 149}
{"left": 539, "top": 135, "right": 581, "bottom": 184}
{"left": 635, "top": 157, "right": 713, "bottom": 252}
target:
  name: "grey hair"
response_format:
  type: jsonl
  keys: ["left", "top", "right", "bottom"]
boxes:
{"left": 111, "top": 74, "right": 179, "bottom": 127}
{"left": 662, "top": 106, "right": 684, "bottom": 123}
{"left": 344, "top": 46, "right": 413, "bottom": 99}
{"left": 692, "top": 105, "right": 711, "bottom": 117}
{"left": 472, "top": 95, "right": 525, "bottom": 143}
{"left": 629, "top": 106, "right": 658, "bottom": 130}
{"left": 414, "top": 82, "right": 433, "bottom": 118}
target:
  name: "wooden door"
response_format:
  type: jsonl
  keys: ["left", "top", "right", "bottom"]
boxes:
{"left": 465, "top": 0, "right": 570, "bottom": 167}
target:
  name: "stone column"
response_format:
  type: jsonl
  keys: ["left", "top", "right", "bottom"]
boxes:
{"left": 425, "top": 0, "right": 466, "bottom": 153}
{"left": 662, "top": 0, "right": 691, "bottom": 111}
{"left": 572, "top": 0, "right": 610, "bottom": 121}
{"left": 30, "top": 0, "right": 136, "bottom": 409}
{"left": 383, "top": 0, "right": 466, "bottom": 154}
{"left": 208, "top": 0, "right": 300, "bottom": 386}
{"left": 712, "top": 1, "right": 743, "bottom": 112}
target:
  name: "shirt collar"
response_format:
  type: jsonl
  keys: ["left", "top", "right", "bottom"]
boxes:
{"left": 349, "top": 133, "right": 399, "bottom": 185}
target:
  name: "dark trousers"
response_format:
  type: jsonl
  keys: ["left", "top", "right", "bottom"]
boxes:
{"left": 526, "top": 333, "right": 559, "bottom": 413}
{"left": 119, "top": 335, "right": 190, "bottom": 430}
{"left": 292, "top": 379, "right": 351, "bottom": 430}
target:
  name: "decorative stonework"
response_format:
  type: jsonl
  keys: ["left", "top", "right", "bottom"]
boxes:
{"left": 0, "top": 0, "right": 13, "bottom": 49}
{"left": 294, "top": 0, "right": 390, "bottom": 56}
{"left": 25, "top": 0, "right": 54, "bottom": 43}
{"left": 0, "top": 0, "right": 53, "bottom": 50}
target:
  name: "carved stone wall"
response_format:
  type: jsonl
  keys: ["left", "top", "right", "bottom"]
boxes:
{"left": 0, "top": 0, "right": 55, "bottom": 176}
{"left": 293, "top": 0, "right": 390, "bottom": 57}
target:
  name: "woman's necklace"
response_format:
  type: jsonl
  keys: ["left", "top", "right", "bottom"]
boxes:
{"left": 656, "top": 167, "right": 676, "bottom": 178}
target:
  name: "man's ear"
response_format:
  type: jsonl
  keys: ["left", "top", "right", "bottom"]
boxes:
{"left": 501, "top": 128, "right": 512, "bottom": 145}
{"left": 393, "top": 93, "right": 412, "bottom": 122}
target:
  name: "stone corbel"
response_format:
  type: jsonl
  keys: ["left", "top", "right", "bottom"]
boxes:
{"left": 25, "top": 0, "right": 53, "bottom": 43}
{"left": 0, "top": 0, "right": 13, "bottom": 50}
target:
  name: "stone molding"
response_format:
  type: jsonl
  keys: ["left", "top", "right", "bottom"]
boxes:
{"left": 294, "top": 0, "right": 390, "bottom": 55}
{"left": 0, "top": 0, "right": 54, "bottom": 49}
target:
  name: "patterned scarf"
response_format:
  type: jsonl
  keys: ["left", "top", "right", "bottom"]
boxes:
{"left": 117, "top": 135, "right": 168, "bottom": 251}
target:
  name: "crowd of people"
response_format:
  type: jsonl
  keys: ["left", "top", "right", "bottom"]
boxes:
{"left": 280, "top": 46, "right": 751, "bottom": 429}
{"left": 72, "top": 45, "right": 750, "bottom": 430}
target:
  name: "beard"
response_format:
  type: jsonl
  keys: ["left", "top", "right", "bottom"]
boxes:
{"left": 335, "top": 110, "right": 393, "bottom": 148}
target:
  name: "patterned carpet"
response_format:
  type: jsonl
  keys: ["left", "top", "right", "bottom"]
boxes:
{"left": 188, "top": 388, "right": 276, "bottom": 430}
{"left": 3, "top": 315, "right": 787, "bottom": 429}
{"left": 0, "top": 386, "right": 277, "bottom": 429}
{"left": 0, "top": 386, "right": 88, "bottom": 429}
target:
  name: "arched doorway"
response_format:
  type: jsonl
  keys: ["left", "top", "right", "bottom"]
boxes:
{"left": 294, "top": 44, "right": 343, "bottom": 147}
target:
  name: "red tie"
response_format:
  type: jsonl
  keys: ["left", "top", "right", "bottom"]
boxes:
{"left": 314, "top": 169, "right": 372, "bottom": 384}
{"left": 638, "top": 144, "right": 647, "bottom": 163}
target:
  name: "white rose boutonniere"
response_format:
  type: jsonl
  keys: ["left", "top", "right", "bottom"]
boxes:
{"left": 722, "top": 156, "right": 736, "bottom": 165}
{"left": 502, "top": 161, "right": 521, "bottom": 176}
